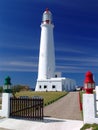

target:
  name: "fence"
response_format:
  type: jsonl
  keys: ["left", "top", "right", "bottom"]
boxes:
{"left": 10, "top": 97, "right": 44, "bottom": 120}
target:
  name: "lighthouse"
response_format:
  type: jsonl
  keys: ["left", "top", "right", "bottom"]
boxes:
{"left": 35, "top": 9, "right": 76, "bottom": 91}
{"left": 38, "top": 8, "right": 55, "bottom": 80}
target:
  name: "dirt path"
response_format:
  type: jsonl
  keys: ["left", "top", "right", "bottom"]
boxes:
{"left": 44, "top": 92, "right": 82, "bottom": 120}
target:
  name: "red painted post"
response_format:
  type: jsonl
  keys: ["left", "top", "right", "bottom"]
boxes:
{"left": 78, "top": 92, "right": 82, "bottom": 111}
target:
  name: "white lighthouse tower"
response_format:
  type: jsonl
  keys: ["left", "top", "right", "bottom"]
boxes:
{"left": 38, "top": 8, "right": 55, "bottom": 80}
{"left": 35, "top": 9, "right": 76, "bottom": 91}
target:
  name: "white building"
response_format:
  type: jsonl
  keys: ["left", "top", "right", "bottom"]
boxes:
{"left": 35, "top": 9, "right": 76, "bottom": 91}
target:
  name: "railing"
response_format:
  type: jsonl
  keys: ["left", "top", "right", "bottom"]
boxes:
{"left": 10, "top": 97, "right": 44, "bottom": 120}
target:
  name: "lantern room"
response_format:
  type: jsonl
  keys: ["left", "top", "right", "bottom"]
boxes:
{"left": 42, "top": 8, "right": 53, "bottom": 24}
{"left": 3, "top": 76, "right": 12, "bottom": 93}
{"left": 84, "top": 71, "right": 95, "bottom": 94}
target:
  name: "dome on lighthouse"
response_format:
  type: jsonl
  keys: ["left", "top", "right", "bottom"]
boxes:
{"left": 4, "top": 76, "right": 11, "bottom": 85}
{"left": 84, "top": 71, "right": 95, "bottom": 83}
{"left": 42, "top": 8, "right": 53, "bottom": 24}
{"left": 85, "top": 71, "right": 93, "bottom": 76}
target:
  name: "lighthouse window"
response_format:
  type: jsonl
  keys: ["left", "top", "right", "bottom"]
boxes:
{"left": 44, "top": 85, "right": 47, "bottom": 89}
{"left": 55, "top": 75, "right": 57, "bottom": 78}
{"left": 52, "top": 85, "right": 56, "bottom": 88}
{"left": 39, "top": 85, "right": 41, "bottom": 89}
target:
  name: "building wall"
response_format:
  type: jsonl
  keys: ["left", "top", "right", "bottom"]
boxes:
{"left": 54, "top": 72, "right": 62, "bottom": 78}
{"left": 35, "top": 78, "right": 76, "bottom": 91}
{"left": 36, "top": 79, "right": 63, "bottom": 91}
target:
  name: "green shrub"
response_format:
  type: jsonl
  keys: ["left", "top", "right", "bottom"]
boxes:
{"left": 12, "top": 85, "right": 30, "bottom": 93}
{"left": 80, "top": 123, "right": 98, "bottom": 130}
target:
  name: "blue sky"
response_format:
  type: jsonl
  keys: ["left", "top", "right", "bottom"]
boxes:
{"left": 0, "top": 0, "right": 98, "bottom": 88}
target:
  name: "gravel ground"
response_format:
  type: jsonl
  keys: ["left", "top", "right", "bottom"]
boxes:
{"left": 0, "top": 118, "right": 83, "bottom": 130}
{"left": 44, "top": 92, "right": 82, "bottom": 120}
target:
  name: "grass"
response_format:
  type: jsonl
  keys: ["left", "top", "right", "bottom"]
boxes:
{"left": 15, "top": 91, "right": 68, "bottom": 106}
{"left": 80, "top": 123, "right": 98, "bottom": 130}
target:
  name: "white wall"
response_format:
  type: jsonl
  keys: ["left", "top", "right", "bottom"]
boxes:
{"left": 54, "top": 72, "right": 62, "bottom": 77}
{"left": 36, "top": 78, "right": 63, "bottom": 91}
{"left": 35, "top": 78, "right": 76, "bottom": 92}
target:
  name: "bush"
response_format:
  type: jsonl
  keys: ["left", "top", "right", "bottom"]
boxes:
{"left": 12, "top": 85, "right": 30, "bottom": 93}
{"left": 80, "top": 123, "right": 98, "bottom": 130}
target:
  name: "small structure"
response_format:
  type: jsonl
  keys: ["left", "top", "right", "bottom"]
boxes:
{"left": 0, "top": 76, "right": 12, "bottom": 117}
{"left": 83, "top": 71, "right": 98, "bottom": 124}
{"left": 84, "top": 71, "right": 95, "bottom": 94}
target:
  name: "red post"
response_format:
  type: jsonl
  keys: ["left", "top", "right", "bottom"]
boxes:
{"left": 78, "top": 92, "right": 82, "bottom": 111}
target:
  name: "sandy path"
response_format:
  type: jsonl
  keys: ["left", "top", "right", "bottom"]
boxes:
{"left": 44, "top": 92, "right": 82, "bottom": 120}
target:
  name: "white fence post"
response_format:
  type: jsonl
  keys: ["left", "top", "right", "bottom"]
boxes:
{"left": 1, "top": 93, "right": 12, "bottom": 117}
{"left": 83, "top": 94, "right": 95, "bottom": 124}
